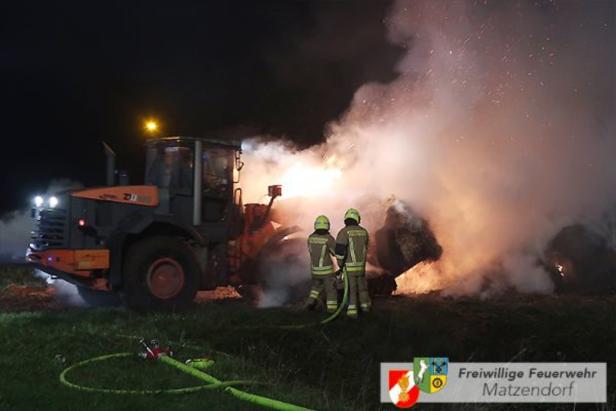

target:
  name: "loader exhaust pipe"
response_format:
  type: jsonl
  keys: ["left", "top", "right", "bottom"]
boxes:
{"left": 193, "top": 139, "right": 203, "bottom": 225}
{"left": 103, "top": 142, "right": 116, "bottom": 186}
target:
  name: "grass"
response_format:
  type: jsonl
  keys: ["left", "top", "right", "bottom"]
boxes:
{"left": 0, "top": 267, "right": 615, "bottom": 410}
{"left": 0, "top": 265, "right": 46, "bottom": 289}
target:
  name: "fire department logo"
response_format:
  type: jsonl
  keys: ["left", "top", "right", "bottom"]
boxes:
{"left": 388, "top": 369, "right": 420, "bottom": 408}
{"left": 414, "top": 357, "right": 448, "bottom": 394}
{"left": 384, "top": 357, "right": 449, "bottom": 408}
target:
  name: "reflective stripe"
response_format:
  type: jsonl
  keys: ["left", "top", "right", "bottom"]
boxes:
{"left": 361, "top": 303, "right": 370, "bottom": 309}
{"left": 318, "top": 244, "right": 327, "bottom": 267}
{"left": 309, "top": 237, "right": 329, "bottom": 244}
{"left": 335, "top": 254, "right": 345, "bottom": 259}
{"left": 349, "top": 235, "right": 357, "bottom": 263}
{"left": 309, "top": 290, "right": 319, "bottom": 298}
{"left": 346, "top": 229, "right": 367, "bottom": 265}
{"left": 346, "top": 265, "right": 364, "bottom": 272}
{"left": 311, "top": 233, "right": 334, "bottom": 275}
{"left": 347, "top": 230, "right": 367, "bottom": 236}
{"left": 312, "top": 266, "right": 334, "bottom": 275}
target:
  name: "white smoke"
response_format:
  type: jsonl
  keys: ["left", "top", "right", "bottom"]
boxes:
{"left": 0, "top": 180, "right": 98, "bottom": 306}
{"left": 0, "top": 179, "right": 83, "bottom": 263}
{"left": 0, "top": 209, "right": 33, "bottom": 263}
{"left": 34, "top": 269, "right": 89, "bottom": 307}
{"left": 241, "top": 0, "right": 616, "bottom": 297}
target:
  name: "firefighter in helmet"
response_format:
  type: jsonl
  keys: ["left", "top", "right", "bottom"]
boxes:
{"left": 335, "top": 208, "right": 370, "bottom": 318}
{"left": 305, "top": 215, "right": 338, "bottom": 312}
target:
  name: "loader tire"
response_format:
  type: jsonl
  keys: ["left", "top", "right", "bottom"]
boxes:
{"left": 123, "top": 236, "right": 199, "bottom": 310}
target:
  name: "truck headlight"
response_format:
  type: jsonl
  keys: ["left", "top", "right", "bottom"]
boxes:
{"left": 48, "top": 196, "right": 59, "bottom": 208}
{"left": 34, "top": 196, "right": 44, "bottom": 207}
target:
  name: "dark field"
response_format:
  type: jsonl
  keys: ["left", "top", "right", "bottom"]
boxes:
{"left": 0, "top": 266, "right": 614, "bottom": 411}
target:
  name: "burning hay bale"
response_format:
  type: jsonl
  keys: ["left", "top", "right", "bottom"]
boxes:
{"left": 545, "top": 224, "right": 616, "bottom": 294}
{"left": 257, "top": 197, "right": 443, "bottom": 300}
{"left": 374, "top": 200, "right": 442, "bottom": 279}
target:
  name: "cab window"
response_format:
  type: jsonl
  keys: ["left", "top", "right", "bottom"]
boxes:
{"left": 202, "top": 149, "right": 230, "bottom": 193}
{"left": 146, "top": 146, "right": 194, "bottom": 192}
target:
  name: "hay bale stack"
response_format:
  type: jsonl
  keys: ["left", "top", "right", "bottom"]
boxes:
{"left": 375, "top": 200, "right": 442, "bottom": 278}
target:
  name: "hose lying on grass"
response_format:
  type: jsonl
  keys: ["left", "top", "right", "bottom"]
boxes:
{"left": 59, "top": 271, "right": 351, "bottom": 409}
{"left": 235, "top": 268, "right": 350, "bottom": 332}
{"left": 60, "top": 352, "right": 314, "bottom": 411}
{"left": 274, "top": 267, "right": 350, "bottom": 330}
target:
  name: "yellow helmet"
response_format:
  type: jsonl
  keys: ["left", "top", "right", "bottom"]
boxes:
{"left": 314, "top": 215, "right": 330, "bottom": 230}
{"left": 344, "top": 208, "right": 361, "bottom": 224}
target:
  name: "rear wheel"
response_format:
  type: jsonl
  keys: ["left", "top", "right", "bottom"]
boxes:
{"left": 123, "top": 236, "right": 199, "bottom": 309}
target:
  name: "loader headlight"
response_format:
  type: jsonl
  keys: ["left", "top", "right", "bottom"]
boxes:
{"left": 48, "top": 196, "right": 59, "bottom": 208}
{"left": 34, "top": 196, "right": 44, "bottom": 207}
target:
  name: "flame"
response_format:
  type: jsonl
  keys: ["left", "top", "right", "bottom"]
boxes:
{"left": 394, "top": 261, "right": 446, "bottom": 295}
{"left": 555, "top": 263, "right": 565, "bottom": 278}
{"left": 279, "top": 161, "right": 343, "bottom": 198}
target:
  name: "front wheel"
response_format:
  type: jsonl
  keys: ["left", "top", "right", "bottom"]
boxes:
{"left": 123, "top": 236, "right": 199, "bottom": 309}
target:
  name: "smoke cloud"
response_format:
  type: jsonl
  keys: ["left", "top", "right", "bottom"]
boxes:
{"left": 0, "top": 209, "right": 33, "bottom": 263}
{"left": 0, "top": 180, "right": 97, "bottom": 306}
{"left": 241, "top": 0, "right": 616, "bottom": 297}
{"left": 0, "top": 179, "right": 83, "bottom": 263}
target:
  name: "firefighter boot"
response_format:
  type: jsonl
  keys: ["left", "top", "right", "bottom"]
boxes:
{"left": 358, "top": 275, "right": 371, "bottom": 313}
{"left": 324, "top": 276, "right": 338, "bottom": 313}
{"left": 304, "top": 281, "right": 322, "bottom": 310}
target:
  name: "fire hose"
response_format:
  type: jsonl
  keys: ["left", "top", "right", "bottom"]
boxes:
{"left": 59, "top": 272, "right": 350, "bottom": 408}
{"left": 59, "top": 340, "right": 314, "bottom": 411}
{"left": 277, "top": 267, "right": 350, "bottom": 329}
{"left": 233, "top": 268, "right": 350, "bottom": 332}
{"left": 320, "top": 268, "right": 349, "bottom": 324}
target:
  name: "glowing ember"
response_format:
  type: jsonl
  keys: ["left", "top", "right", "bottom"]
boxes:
{"left": 556, "top": 264, "right": 565, "bottom": 278}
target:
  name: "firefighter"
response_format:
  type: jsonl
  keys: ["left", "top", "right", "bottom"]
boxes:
{"left": 335, "top": 208, "right": 370, "bottom": 319}
{"left": 305, "top": 215, "right": 338, "bottom": 312}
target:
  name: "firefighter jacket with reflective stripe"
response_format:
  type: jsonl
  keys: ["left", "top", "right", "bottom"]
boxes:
{"left": 307, "top": 232, "right": 336, "bottom": 276}
{"left": 335, "top": 224, "right": 369, "bottom": 274}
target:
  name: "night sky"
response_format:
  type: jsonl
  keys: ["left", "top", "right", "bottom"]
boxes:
{"left": 0, "top": 1, "right": 402, "bottom": 214}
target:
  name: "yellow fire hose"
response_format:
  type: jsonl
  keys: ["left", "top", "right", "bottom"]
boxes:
{"left": 231, "top": 268, "right": 350, "bottom": 333}
{"left": 60, "top": 352, "right": 313, "bottom": 411}
{"left": 275, "top": 268, "right": 350, "bottom": 330}
{"left": 59, "top": 271, "right": 351, "bottom": 409}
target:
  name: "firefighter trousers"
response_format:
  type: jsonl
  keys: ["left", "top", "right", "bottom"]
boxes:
{"left": 347, "top": 271, "right": 371, "bottom": 318}
{"left": 307, "top": 274, "right": 338, "bottom": 312}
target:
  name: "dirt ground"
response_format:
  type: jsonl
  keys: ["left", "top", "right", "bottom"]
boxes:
{"left": 0, "top": 282, "right": 244, "bottom": 312}
{"left": 0, "top": 284, "right": 58, "bottom": 312}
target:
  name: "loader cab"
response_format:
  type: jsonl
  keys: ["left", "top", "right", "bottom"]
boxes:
{"left": 144, "top": 136, "right": 241, "bottom": 227}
